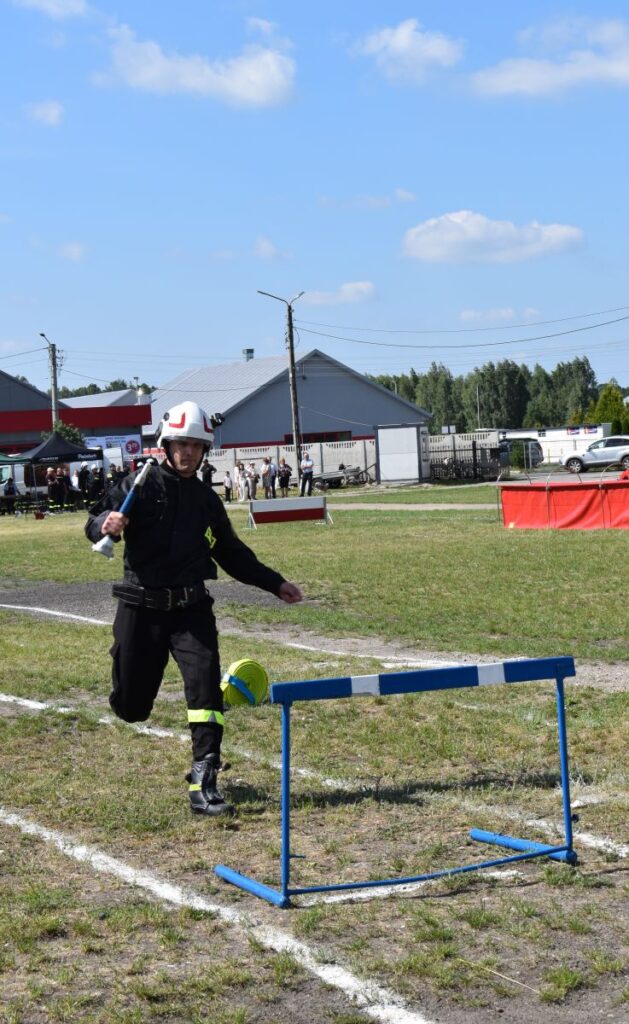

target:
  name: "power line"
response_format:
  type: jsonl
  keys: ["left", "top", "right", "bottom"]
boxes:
{"left": 0, "top": 346, "right": 47, "bottom": 361}
{"left": 294, "top": 303, "right": 629, "bottom": 335}
{"left": 296, "top": 314, "right": 629, "bottom": 350}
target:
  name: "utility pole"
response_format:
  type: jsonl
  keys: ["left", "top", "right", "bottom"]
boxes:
{"left": 40, "top": 332, "right": 59, "bottom": 430}
{"left": 257, "top": 290, "right": 305, "bottom": 470}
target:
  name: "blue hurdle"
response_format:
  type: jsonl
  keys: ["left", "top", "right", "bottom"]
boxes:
{"left": 215, "top": 656, "right": 578, "bottom": 908}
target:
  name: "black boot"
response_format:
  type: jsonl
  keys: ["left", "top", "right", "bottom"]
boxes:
{"left": 187, "top": 753, "right": 234, "bottom": 817}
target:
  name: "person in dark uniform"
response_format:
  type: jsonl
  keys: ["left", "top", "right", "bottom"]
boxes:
{"left": 200, "top": 459, "right": 216, "bottom": 488}
{"left": 85, "top": 401, "right": 302, "bottom": 817}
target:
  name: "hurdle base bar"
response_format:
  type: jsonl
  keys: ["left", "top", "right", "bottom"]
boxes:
{"left": 214, "top": 864, "right": 292, "bottom": 908}
{"left": 216, "top": 840, "right": 579, "bottom": 907}
{"left": 470, "top": 828, "right": 577, "bottom": 864}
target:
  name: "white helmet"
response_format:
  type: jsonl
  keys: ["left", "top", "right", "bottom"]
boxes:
{"left": 157, "top": 401, "right": 214, "bottom": 449}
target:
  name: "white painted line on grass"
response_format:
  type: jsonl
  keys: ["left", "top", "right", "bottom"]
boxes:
{"left": 299, "top": 869, "right": 525, "bottom": 906}
{"left": 463, "top": 800, "right": 627, "bottom": 859}
{"left": 0, "top": 604, "right": 457, "bottom": 669}
{"left": 0, "top": 806, "right": 433, "bottom": 1024}
{"left": 2, "top": 692, "right": 623, "bottom": 852}
{"left": 0, "top": 694, "right": 352, "bottom": 788}
{"left": 0, "top": 603, "right": 108, "bottom": 626}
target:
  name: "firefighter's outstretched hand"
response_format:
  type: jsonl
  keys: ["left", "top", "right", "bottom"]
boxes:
{"left": 278, "top": 582, "right": 303, "bottom": 604}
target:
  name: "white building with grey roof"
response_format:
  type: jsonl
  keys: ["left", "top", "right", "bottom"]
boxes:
{"left": 144, "top": 348, "right": 429, "bottom": 448}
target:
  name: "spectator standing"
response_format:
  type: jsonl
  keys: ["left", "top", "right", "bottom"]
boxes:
{"left": 89, "top": 466, "right": 105, "bottom": 502}
{"left": 201, "top": 459, "right": 216, "bottom": 488}
{"left": 49, "top": 468, "right": 68, "bottom": 510}
{"left": 236, "top": 462, "right": 247, "bottom": 502}
{"left": 269, "top": 457, "right": 278, "bottom": 498}
{"left": 3, "top": 477, "right": 19, "bottom": 514}
{"left": 246, "top": 462, "right": 258, "bottom": 500}
{"left": 78, "top": 462, "right": 91, "bottom": 502}
{"left": 300, "top": 451, "right": 314, "bottom": 496}
{"left": 277, "top": 458, "right": 292, "bottom": 498}
{"left": 223, "top": 470, "right": 232, "bottom": 503}
{"left": 260, "top": 458, "right": 273, "bottom": 498}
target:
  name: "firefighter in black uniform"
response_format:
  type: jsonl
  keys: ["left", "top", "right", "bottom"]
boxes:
{"left": 85, "top": 400, "right": 302, "bottom": 816}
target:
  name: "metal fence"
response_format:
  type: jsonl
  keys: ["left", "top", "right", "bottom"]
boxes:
{"left": 428, "top": 434, "right": 503, "bottom": 481}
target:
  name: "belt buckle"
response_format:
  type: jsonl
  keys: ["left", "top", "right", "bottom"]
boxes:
{"left": 173, "top": 586, "right": 188, "bottom": 609}
{"left": 164, "top": 588, "right": 174, "bottom": 611}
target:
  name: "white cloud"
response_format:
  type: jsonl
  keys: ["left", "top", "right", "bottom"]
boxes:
{"left": 403, "top": 210, "right": 583, "bottom": 264}
{"left": 26, "top": 100, "right": 64, "bottom": 125}
{"left": 302, "top": 282, "right": 375, "bottom": 306}
{"left": 472, "top": 17, "right": 629, "bottom": 96}
{"left": 459, "top": 307, "right": 540, "bottom": 323}
{"left": 12, "top": 0, "right": 88, "bottom": 18}
{"left": 246, "top": 17, "right": 275, "bottom": 37}
{"left": 253, "top": 235, "right": 293, "bottom": 260}
{"left": 459, "top": 307, "right": 517, "bottom": 322}
{"left": 318, "top": 188, "right": 415, "bottom": 209}
{"left": 253, "top": 236, "right": 279, "bottom": 259}
{"left": 354, "top": 18, "right": 463, "bottom": 83}
{"left": 58, "top": 241, "right": 87, "bottom": 262}
{"left": 101, "top": 23, "right": 295, "bottom": 107}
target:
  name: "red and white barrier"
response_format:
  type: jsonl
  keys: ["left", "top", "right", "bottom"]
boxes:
{"left": 247, "top": 496, "right": 332, "bottom": 528}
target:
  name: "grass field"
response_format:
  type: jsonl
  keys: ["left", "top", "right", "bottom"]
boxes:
{"left": 324, "top": 482, "right": 499, "bottom": 504}
{"left": 0, "top": 508, "right": 627, "bottom": 1024}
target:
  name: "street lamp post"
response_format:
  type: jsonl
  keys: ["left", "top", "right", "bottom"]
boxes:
{"left": 257, "top": 290, "right": 305, "bottom": 471}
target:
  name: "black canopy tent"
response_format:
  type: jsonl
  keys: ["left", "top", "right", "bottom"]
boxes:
{"left": 6, "top": 432, "right": 103, "bottom": 506}
{"left": 10, "top": 431, "right": 103, "bottom": 466}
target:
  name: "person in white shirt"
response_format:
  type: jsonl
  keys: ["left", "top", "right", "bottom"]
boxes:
{"left": 300, "top": 451, "right": 314, "bottom": 496}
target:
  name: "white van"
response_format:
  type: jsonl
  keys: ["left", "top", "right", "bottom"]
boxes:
{"left": 0, "top": 461, "right": 48, "bottom": 496}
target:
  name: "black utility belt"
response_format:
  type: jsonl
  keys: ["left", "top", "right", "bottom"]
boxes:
{"left": 112, "top": 582, "right": 208, "bottom": 611}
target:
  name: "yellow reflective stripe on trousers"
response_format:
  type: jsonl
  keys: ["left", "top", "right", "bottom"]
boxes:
{"left": 188, "top": 783, "right": 202, "bottom": 791}
{"left": 187, "top": 709, "right": 225, "bottom": 726}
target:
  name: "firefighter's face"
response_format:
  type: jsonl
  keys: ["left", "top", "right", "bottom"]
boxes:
{"left": 168, "top": 440, "right": 204, "bottom": 477}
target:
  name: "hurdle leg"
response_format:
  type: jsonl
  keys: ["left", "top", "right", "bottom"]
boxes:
{"left": 280, "top": 701, "right": 292, "bottom": 902}
{"left": 215, "top": 700, "right": 294, "bottom": 907}
{"left": 555, "top": 674, "right": 577, "bottom": 863}
{"left": 471, "top": 669, "right": 577, "bottom": 866}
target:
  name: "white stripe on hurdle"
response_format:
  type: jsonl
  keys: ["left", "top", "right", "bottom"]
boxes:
{"left": 477, "top": 663, "right": 507, "bottom": 686}
{"left": 351, "top": 674, "right": 381, "bottom": 696}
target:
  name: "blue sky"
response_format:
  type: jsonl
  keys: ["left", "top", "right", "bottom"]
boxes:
{"left": 2, "top": 0, "right": 628, "bottom": 396}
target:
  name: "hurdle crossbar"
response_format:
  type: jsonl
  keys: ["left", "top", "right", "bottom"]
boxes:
{"left": 247, "top": 496, "right": 332, "bottom": 529}
{"left": 215, "top": 656, "right": 577, "bottom": 908}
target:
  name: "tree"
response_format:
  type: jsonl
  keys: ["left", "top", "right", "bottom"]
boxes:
{"left": 493, "top": 360, "right": 530, "bottom": 427}
{"left": 41, "top": 420, "right": 84, "bottom": 445}
{"left": 58, "top": 383, "right": 101, "bottom": 398}
{"left": 551, "top": 357, "right": 598, "bottom": 423}
{"left": 591, "top": 382, "right": 627, "bottom": 434}
{"left": 523, "top": 365, "right": 556, "bottom": 427}
{"left": 57, "top": 379, "right": 155, "bottom": 399}
{"left": 414, "top": 363, "right": 465, "bottom": 434}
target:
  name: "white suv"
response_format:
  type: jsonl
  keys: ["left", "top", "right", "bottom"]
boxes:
{"left": 561, "top": 435, "right": 629, "bottom": 474}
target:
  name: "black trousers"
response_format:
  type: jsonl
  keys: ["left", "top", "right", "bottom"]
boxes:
{"left": 300, "top": 473, "right": 313, "bottom": 496}
{"left": 110, "top": 596, "right": 223, "bottom": 760}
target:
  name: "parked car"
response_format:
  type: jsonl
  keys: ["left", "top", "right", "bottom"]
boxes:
{"left": 561, "top": 435, "right": 629, "bottom": 474}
